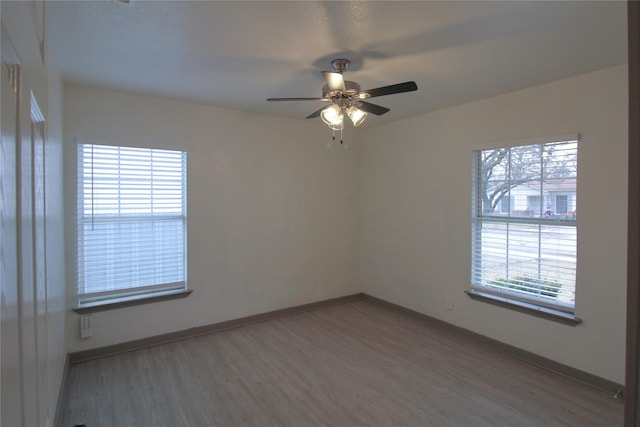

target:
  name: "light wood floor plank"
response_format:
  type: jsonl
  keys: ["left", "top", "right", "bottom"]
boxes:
{"left": 60, "top": 301, "right": 623, "bottom": 426}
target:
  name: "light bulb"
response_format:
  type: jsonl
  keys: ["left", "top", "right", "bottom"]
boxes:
{"left": 346, "top": 106, "right": 367, "bottom": 127}
{"left": 321, "top": 104, "right": 344, "bottom": 130}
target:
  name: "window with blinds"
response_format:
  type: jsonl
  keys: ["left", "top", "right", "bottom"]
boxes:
{"left": 471, "top": 138, "right": 577, "bottom": 314}
{"left": 77, "top": 143, "right": 187, "bottom": 305}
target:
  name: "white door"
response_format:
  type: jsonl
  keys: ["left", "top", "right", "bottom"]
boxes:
{"left": 1, "top": 39, "right": 23, "bottom": 427}
{"left": 1, "top": 30, "right": 50, "bottom": 427}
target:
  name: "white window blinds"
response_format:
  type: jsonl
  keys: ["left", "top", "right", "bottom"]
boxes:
{"left": 471, "top": 139, "right": 577, "bottom": 313}
{"left": 77, "top": 143, "right": 187, "bottom": 304}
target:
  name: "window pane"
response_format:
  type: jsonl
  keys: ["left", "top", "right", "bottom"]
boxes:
{"left": 480, "top": 148, "right": 510, "bottom": 215}
{"left": 471, "top": 138, "right": 577, "bottom": 313}
{"left": 476, "top": 221, "right": 575, "bottom": 304}
{"left": 500, "top": 196, "right": 511, "bottom": 214}
{"left": 556, "top": 195, "right": 568, "bottom": 214}
{"left": 77, "top": 143, "right": 187, "bottom": 303}
{"left": 79, "top": 218, "right": 185, "bottom": 294}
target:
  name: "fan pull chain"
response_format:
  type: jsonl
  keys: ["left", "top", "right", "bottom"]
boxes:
{"left": 328, "top": 128, "right": 347, "bottom": 150}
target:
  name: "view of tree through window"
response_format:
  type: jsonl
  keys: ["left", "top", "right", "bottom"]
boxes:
{"left": 471, "top": 139, "right": 577, "bottom": 313}
{"left": 479, "top": 142, "right": 577, "bottom": 217}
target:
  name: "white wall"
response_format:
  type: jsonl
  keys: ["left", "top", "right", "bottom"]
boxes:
{"left": 361, "top": 65, "right": 628, "bottom": 384}
{"left": 64, "top": 85, "right": 361, "bottom": 352}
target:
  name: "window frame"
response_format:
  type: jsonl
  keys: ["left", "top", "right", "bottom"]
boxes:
{"left": 470, "top": 136, "right": 579, "bottom": 320}
{"left": 74, "top": 141, "right": 189, "bottom": 311}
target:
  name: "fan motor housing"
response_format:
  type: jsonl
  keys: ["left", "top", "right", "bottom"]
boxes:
{"left": 322, "top": 81, "right": 361, "bottom": 99}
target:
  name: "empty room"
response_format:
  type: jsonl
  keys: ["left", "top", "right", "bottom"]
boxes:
{"left": 2, "top": 1, "right": 639, "bottom": 426}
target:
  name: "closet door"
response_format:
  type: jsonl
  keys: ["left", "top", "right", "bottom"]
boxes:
{"left": 1, "top": 37, "right": 23, "bottom": 427}
{"left": 1, "top": 32, "right": 49, "bottom": 427}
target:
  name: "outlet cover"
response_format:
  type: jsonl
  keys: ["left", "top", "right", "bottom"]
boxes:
{"left": 80, "top": 315, "right": 93, "bottom": 339}
{"left": 445, "top": 297, "right": 454, "bottom": 311}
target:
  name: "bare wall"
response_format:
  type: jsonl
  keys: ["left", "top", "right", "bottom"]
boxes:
{"left": 63, "top": 85, "right": 361, "bottom": 352}
{"left": 360, "top": 65, "right": 628, "bottom": 384}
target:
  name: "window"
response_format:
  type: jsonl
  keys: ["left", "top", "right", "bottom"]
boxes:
{"left": 526, "top": 195, "right": 541, "bottom": 216}
{"left": 471, "top": 138, "right": 577, "bottom": 315}
{"left": 556, "top": 195, "right": 568, "bottom": 214}
{"left": 499, "top": 196, "right": 513, "bottom": 214}
{"left": 77, "top": 143, "right": 187, "bottom": 306}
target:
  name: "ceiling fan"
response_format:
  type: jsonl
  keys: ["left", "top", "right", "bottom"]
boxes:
{"left": 267, "top": 59, "right": 418, "bottom": 139}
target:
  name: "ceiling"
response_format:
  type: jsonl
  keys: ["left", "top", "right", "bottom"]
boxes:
{"left": 49, "top": 1, "right": 627, "bottom": 128}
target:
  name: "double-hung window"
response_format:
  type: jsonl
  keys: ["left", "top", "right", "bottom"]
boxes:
{"left": 471, "top": 138, "right": 578, "bottom": 316}
{"left": 76, "top": 143, "right": 187, "bottom": 307}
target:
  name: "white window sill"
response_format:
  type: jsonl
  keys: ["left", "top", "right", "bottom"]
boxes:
{"left": 72, "top": 289, "right": 193, "bottom": 314}
{"left": 465, "top": 289, "right": 581, "bottom": 325}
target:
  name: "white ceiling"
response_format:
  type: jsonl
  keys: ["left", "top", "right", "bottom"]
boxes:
{"left": 49, "top": 1, "right": 627, "bottom": 128}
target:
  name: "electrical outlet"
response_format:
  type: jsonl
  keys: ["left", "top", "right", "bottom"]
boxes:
{"left": 445, "top": 297, "right": 454, "bottom": 311}
{"left": 80, "top": 315, "right": 93, "bottom": 339}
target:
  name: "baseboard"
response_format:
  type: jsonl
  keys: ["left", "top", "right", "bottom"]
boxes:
{"left": 53, "top": 354, "right": 71, "bottom": 427}
{"left": 68, "top": 293, "right": 364, "bottom": 364}
{"left": 361, "top": 293, "right": 624, "bottom": 397}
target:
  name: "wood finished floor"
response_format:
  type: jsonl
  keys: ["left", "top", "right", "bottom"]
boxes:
{"left": 60, "top": 301, "right": 623, "bottom": 427}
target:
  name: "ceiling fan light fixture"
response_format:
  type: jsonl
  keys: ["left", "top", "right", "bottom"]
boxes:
{"left": 321, "top": 104, "right": 344, "bottom": 129}
{"left": 267, "top": 58, "right": 418, "bottom": 139}
{"left": 346, "top": 106, "right": 367, "bottom": 127}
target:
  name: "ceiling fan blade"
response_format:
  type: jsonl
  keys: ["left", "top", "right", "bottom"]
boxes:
{"left": 361, "top": 81, "right": 418, "bottom": 99}
{"left": 267, "top": 97, "right": 326, "bottom": 101}
{"left": 322, "top": 71, "right": 346, "bottom": 92}
{"left": 357, "top": 101, "right": 390, "bottom": 116}
{"left": 306, "top": 106, "right": 328, "bottom": 119}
